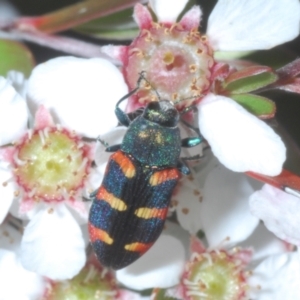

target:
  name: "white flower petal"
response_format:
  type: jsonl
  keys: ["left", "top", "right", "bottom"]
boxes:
{"left": 192, "top": 150, "right": 219, "bottom": 188}
{"left": 174, "top": 178, "right": 203, "bottom": 234}
{"left": 201, "top": 164, "right": 260, "bottom": 248}
{"left": 207, "top": 0, "right": 300, "bottom": 51}
{"left": 239, "top": 222, "right": 287, "bottom": 261}
{"left": 20, "top": 203, "right": 86, "bottom": 280}
{"left": 0, "top": 167, "right": 15, "bottom": 224}
{"left": 94, "top": 126, "right": 127, "bottom": 172}
{"left": 65, "top": 199, "right": 89, "bottom": 225}
{"left": 198, "top": 94, "right": 286, "bottom": 176}
{"left": 116, "top": 233, "right": 186, "bottom": 290}
{"left": 249, "top": 252, "right": 300, "bottom": 300}
{"left": 249, "top": 184, "right": 300, "bottom": 246}
{"left": 0, "top": 77, "right": 28, "bottom": 146}
{"left": 84, "top": 168, "right": 103, "bottom": 199}
{"left": 0, "top": 219, "right": 22, "bottom": 251}
{"left": 6, "top": 70, "right": 28, "bottom": 98}
{"left": 0, "top": 249, "right": 45, "bottom": 300}
{"left": 27, "top": 56, "right": 128, "bottom": 138}
{"left": 150, "top": 0, "right": 188, "bottom": 22}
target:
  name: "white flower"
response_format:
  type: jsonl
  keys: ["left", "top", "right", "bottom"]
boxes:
{"left": 0, "top": 57, "right": 129, "bottom": 280}
{"left": 184, "top": 164, "right": 299, "bottom": 299}
{"left": 101, "top": 0, "right": 300, "bottom": 177}
{"left": 0, "top": 100, "right": 89, "bottom": 279}
{"left": 114, "top": 162, "right": 298, "bottom": 298}
{"left": 27, "top": 56, "right": 128, "bottom": 138}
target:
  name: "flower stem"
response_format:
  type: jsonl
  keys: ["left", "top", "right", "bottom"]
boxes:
{"left": 0, "top": 29, "right": 120, "bottom": 62}
{"left": 13, "top": 0, "right": 140, "bottom": 34}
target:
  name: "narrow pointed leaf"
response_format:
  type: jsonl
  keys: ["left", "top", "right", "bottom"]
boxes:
{"left": 214, "top": 50, "right": 253, "bottom": 61}
{"left": 76, "top": 7, "right": 136, "bottom": 31}
{"left": 224, "top": 66, "right": 278, "bottom": 94}
{"left": 231, "top": 94, "right": 276, "bottom": 119}
{"left": 75, "top": 8, "right": 139, "bottom": 40}
{"left": 0, "top": 39, "right": 35, "bottom": 77}
{"left": 15, "top": 0, "right": 139, "bottom": 34}
{"left": 85, "top": 29, "right": 139, "bottom": 40}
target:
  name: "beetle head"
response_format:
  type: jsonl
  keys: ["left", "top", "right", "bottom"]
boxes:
{"left": 143, "top": 100, "right": 179, "bottom": 127}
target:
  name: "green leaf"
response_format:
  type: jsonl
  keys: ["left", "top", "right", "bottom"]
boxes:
{"left": 15, "top": 0, "right": 139, "bottom": 34}
{"left": 231, "top": 94, "right": 276, "bottom": 119}
{"left": 214, "top": 50, "right": 253, "bottom": 61}
{"left": 224, "top": 66, "right": 278, "bottom": 94}
{"left": 76, "top": 7, "right": 136, "bottom": 31}
{"left": 0, "top": 39, "right": 35, "bottom": 77}
{"left": 84, "top": 28, "right": 139, "bottom": 40}
{"left": 75, "top": 8, "right": 139, "bottom": 40}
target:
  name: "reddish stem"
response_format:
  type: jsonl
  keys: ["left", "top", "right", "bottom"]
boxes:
{"left": 14, "top": 0, "right": 140, "bottom": 34}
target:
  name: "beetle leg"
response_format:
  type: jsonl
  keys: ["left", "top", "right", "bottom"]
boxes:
{"left": 181, "top": 136, "right": 203, "bottom": 147}
{"left": 83, "top": 189, "right": 98, "bottom": 202}
{"left": 180, "top": 105, "right": 203, "bottom": 146}
{"left": 97, "top": 136, "right": 122, "bottom": 152}
{"left": 105, "top": 144, "right": 122, "bottom": 152}
{"left": 177, "top": 160, "right": 191, "bottom": 175}
{"left": 178, "top": 154, "right": 204, "bottom": 175}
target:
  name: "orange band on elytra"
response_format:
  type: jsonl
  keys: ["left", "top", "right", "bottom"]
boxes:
{"left": 135, "top": 207, "right": 168, "bottom": 219}
{"left": 96, "top": 186, "right": 127, "bottom": 211}
{"left": 88, "top": 223, "right": 113, "bottom": 245}
{"left": 149, "top": 169, "right": 179, "bottom": 186}
{"left": 112, "top": 151, "right": 136, "bottom": 178}
{"left": 124, "top": 242, "right": 153, "bottom": 253}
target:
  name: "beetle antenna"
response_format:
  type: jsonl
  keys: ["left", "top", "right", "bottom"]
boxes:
{"left": 174, "top": 94, "right": 202, "bottom": 106}
{"left": 114, "top": 71, "right": 157, "bottom": 118}
{"left": 96, "top": 136, "right": 109, "bottom": 147}
{"left": 137, "top": 71, "right": 162, "bottom": 101}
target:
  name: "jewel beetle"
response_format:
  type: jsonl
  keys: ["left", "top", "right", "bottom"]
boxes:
{"left": 88, "top": 73, "right": 202, "bottom": 269}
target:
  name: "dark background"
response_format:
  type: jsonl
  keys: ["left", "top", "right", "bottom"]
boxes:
{"left": 7, "top": 0, "right": 300, "bottom": 151}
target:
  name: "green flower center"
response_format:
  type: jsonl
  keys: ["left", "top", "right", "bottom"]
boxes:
{"left": 13, "top": 127, "right": 91, "bottom": 202}
{"left": 46, "top": 265, "right": 117, "bottom": 300}
{"left": 184, "top": 251, "right": 248, "bottom": 300}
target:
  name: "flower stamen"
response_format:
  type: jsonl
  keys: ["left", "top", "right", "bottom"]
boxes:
{"left": 11, "top": 127, "right": 92, "bottom": 203}
{"left": 124, "top": 21, "right": 215, "bottom": 109}
{"left": 183, "top": 249, "right": 249, "bottom": 300}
